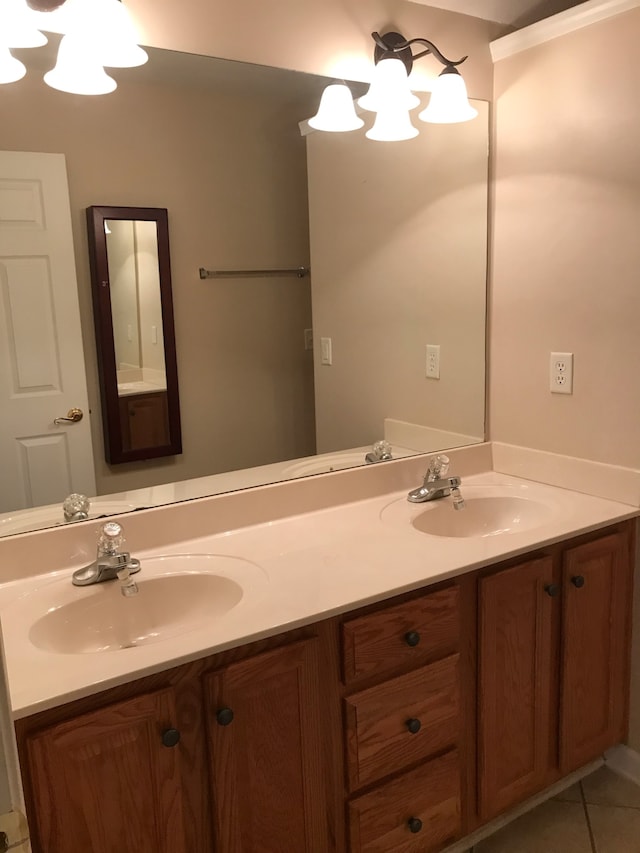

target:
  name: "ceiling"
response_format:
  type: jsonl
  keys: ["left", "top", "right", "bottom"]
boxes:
{"left": 407, "top": 0, "right": 586, "bottom": 27}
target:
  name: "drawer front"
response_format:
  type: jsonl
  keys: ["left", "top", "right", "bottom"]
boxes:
{"left": 345, "top": 654, "right": 460, "bottom": 790}
{"left": 341, "top": 585, "right": 459, "bottom": 684}
{"left": 349, "top": 749, "right": 461, "bottom": 853}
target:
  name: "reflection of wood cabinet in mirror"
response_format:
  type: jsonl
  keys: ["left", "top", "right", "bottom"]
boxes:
{"left": 87, "top": 206, "right": 182, "bottom": 464}
{"left": 0, "top": 46, "right": 488, "bottom": 536}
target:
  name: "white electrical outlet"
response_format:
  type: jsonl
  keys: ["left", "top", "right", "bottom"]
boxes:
{"left": 426, "top": 344, "right": 440, "bottom": 379}
{"left": 550, "top": 352, "right": 574, "bottom": 394}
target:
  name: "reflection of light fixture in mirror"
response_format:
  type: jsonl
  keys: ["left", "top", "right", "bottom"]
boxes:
{"left": 1, "top": 0, "right": 47, "bottom": 47}
{"left": 308, "top": 82, "right": 364, "bottom": 132}
{"left": 104, "top": 222, "right": 112, "bottom": 235}
{"left": 311, "top": 29, "right": 477, "bottom": 140}
{"left": 1, "top": 0, "right": 147, "bottom": 94}
{"left": 44, "top": 34, "right": 117, "bottom": 95}
{"left": 0, "top": 45, "right": 27, "bottom": 84}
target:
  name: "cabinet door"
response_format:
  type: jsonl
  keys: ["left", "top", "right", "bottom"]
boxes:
{"left": 119, "top": 391, "right": 170, "bottom": 451}
{"left": 25, "top": 688, "right": 187, "bottom": 853}
{"left": 560, "top": 530, "right": 633, "bottom": 772}
{"left": 205, "top": 638, "right": 328, "bottom": 853}
{"left": 478, "top": 556, "right": 555, "bottom": 821}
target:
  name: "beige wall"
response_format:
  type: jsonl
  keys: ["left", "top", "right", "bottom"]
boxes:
{"left": 126, "top": 0, "right": 502, "bottom": 98}
{"left": 490, "top": 8, "right": 640, "bottom": 749}
{"left": 0, "top": 70, "right": 316, "bottom": 494}
{"left": 490, "top": 7, "right": 640, "bottom": 469}
{"left": 307, "top": 103, "right": 488, "bottom": 453}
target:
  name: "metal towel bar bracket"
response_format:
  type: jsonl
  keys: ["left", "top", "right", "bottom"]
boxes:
{"left": 199, "top": 266, "right": 310, "bottom": 280}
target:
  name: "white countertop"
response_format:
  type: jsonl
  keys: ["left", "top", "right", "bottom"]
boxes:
{"left": 1, "top": 471, "right": 637, "bottom": 719}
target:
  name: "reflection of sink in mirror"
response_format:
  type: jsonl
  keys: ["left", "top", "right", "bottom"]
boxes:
{"left": 26, "top": 554, "right": 257, "bottom": 654}
{"left": 282, "top": 451, "right": 373, "bottom": 477}
{"left": 0, "top": 502, "right": 137, "bottom": 537}
{"left": 282, "top": 446, "right": 413, "bottom": 477}
{"left": 411, "top": 496, "right": 555, "bottom": 538}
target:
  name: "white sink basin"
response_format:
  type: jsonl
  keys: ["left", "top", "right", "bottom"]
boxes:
{"left": 411, "top": 495, "right": 554, "bottom": 538}
{"left": 17, "top": 554, "right": 262, "bottom": 654}
{"left": 381, "top": 484, "right": 558, "bottom": 539}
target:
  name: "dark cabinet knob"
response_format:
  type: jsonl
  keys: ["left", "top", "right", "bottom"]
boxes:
{"left": 406, "top": 718, "right": 422, "bottom": 735}
{"left": 544, "top": 583, "right": 559, "bottom": 597}
{"left": 404, "top": 631, "right": 421, "bottom": 647}
{"left": 571, "top": 575, "right": 585, "bottom": 589}
{"left": 161, "top": 728, "right": 180, "bottom": 748}
{"left": 407, "top": 817, "right": 423, "bottom": 834}
{"left": 216, "top": 707, "right": 234, "bottom": 726}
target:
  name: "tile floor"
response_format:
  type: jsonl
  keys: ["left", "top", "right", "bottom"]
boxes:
{"left": 472, "top": 766, "right": 640, "bottom": 853}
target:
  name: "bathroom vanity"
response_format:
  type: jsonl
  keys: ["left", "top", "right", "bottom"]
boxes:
{"left": 8, "top": 478, "right": 635, "bottom": 853}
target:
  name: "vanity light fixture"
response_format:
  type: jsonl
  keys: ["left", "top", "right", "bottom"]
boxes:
{"left": 309, "top": 30, "right": 477, "bottom": 141}
{"left": 0, "top": 0, "right": 147, "bottom": 95}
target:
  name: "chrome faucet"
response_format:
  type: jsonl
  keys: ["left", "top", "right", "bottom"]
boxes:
{"left": 407, "top": 454, "right": 466, "bottom": 509}
{"left": 365, "top": 440, "right": 393, "bottom": 464}
{"left": 72, "top": 521, "right": 141, "bottom": 587}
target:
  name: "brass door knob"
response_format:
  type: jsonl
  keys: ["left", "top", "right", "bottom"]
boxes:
{"left": 54, "top": 408, "right": 84, "bottom": 425}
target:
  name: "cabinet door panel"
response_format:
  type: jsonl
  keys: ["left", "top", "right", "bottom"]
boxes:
{"left": 205, "top": 638, "right": 328, "bottom": 853}
{"left": 560, "top": 531, "right": 633, "bottom": 772}
{"left": 478, "top": 557, "right": 555, "bottom": 820}
{"left": 25, "top": 688, "right": 185, "bottom": 853}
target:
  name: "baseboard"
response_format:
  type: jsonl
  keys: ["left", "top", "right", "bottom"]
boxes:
{"left": 442, "top": 759, "right": 603, "bottom": 853}
{"left": 605, "top": 744, "right": 640, "bottom": 786}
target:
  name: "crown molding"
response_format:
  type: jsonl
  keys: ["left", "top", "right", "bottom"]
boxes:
{"left": 490, "top": 0, "right": 640, "bottom": 61}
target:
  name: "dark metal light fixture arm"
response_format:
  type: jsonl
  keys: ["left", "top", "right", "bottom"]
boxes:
{"left": 371, "top": 31, "right": 467, "bottom": 70}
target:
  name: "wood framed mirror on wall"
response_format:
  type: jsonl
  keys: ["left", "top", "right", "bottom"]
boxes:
{"left": 87, "top": 205, "right": 182, "bottom": 464}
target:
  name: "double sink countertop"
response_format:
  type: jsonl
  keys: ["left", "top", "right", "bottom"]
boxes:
{"left": 0, "top": 471, "right": 638, "bottom": 719}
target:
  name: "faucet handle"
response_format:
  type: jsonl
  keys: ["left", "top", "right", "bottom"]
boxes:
{"left": 63, "top": 493, "right": 90, "bottom": 522}
{"left": 98, "top": 521, "right": 125, "bottom": 556}
{"left": 426, "top": 454, "right": 450, "bottom": 481}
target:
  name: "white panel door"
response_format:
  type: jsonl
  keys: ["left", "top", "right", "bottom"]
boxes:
{"left": 0, "top": 150, "right": 96, "bottom": 512}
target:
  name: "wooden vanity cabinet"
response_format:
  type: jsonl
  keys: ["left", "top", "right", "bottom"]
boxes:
{"left": 478, "top": 522, "right": 634, "bottom": 822}
{"left": 14, "top": 521, "right": 635, "bottom": 853}
{"left": 16, "top": 626, "right": 341, "bottom": 853}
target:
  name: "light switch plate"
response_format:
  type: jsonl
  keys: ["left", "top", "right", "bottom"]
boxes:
{"left": 320, "top": 337, "right": 332, "bottom": 366}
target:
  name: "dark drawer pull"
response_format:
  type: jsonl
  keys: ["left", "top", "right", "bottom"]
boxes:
{"left": 407, "top": 817, "right": 423, "bottom": 834}
{"left": 544, "top": 583, "right": 559, "bottom": 597}
{"left": 404, "top": 631, "right": 421, "bottom": 647}
{"left": 571, "top": 575, "right": 585, "bottom": 589}
{"left": 161, "top": 728, "right": 180, "bottom": 748}
{"left": 406, "top": 718, "right": 422, "bottom": 735}
{"left": 216, "top": 707, "right": 234, "bottom": 726}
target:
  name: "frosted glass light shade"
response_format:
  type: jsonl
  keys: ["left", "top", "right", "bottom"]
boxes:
{"left": 0, "top": 45, "right": 26, "bottom": 84}
{"left": 309, "top": 83, "right": 364, "bottom": 132}
{"left": 358, "top": 58, "right": 420, "bottom": 113}
{"left": 366, "top": 106, "right": 418, "bottom": 142}
{"left": 419, "top": 68, "right": 478, "bottom": 124}
{"left": 44, "top": 34, "right": 117, "bottom": 95}
{"left": 0, "top": 0, "right": 47, "bottom": 49}
{"left": 91, "top": 0, "right": 148, "bottom": 68}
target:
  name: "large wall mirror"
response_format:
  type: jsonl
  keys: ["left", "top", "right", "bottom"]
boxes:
{"left": 0, "top": 39, "right": 488, "bottom": 538}
{"left": 87, "top": 206, "right": 182, "bottom": 463}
